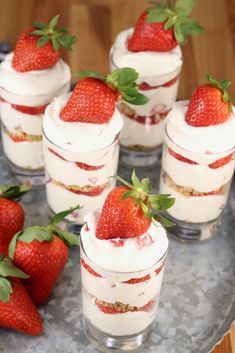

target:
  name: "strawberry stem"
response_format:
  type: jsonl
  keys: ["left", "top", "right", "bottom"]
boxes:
{"left": 31, "top": 14, "right": 77, "bottom": 53}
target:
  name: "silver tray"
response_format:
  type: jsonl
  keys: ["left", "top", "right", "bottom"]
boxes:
{"left": 0, "top": 144, "right": 234, "bottom": 353}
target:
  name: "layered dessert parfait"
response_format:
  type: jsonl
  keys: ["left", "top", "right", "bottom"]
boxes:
{"left": 80, "top": 171, "right": 174, "bottom": 351}
{"left": 0, "top": 15, "right": 76, "bottom": 184}
{"left": 160, "top": 76, "right": 235, "bottom": 240}
{"left": 43, "top": 68, "right": 148, "bottom": 225}
{"left": 110, "top": 0, "right": 203, "bottom": 167}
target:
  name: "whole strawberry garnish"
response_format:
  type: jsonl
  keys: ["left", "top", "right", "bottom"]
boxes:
{"left": 0, "top": 255, "right": 42, "bottom": 335}
{"left": 9, "top": 206, "right": 80, "bottom": 305}
{"left": 185, "top": 75, "right": 232, "bottom": 127}
{"left": 0, "top": 184, "right": 30, "bottom": 248}
{"left": 128, "top": 0, "right": 203, "bottom": 52}
{"left": 96, "top": 170, "right": 175, "bottom": 239}
{"left": 12, "top": 15, "right": 77, "bottom": 72}
{"left": 60, "top": 68, "right": 149, "bottom": 123}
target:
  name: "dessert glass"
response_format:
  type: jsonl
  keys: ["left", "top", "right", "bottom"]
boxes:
{"left": 109, "top": 29, "right": 182, "bottom": 168}
{"left": 0, "top": 84, "right": 69, "bottom": 186}
{"left": 160, "top": 118, "right": 235, "bottom": 241}
{"left": 80, "top": 223, "right": 168, "bottom": 352}
{"left": 0, "top": 52, "right": 71, "bottom": 186}
{"left": 42, "top": 94, "right": 123, "bottom": 230}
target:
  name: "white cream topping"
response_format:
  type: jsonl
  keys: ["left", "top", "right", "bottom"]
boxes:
{"left": 43, "top": 93, "right": 123, "bottom": 152}
{"left": 166, "top": 101, "right": 235, "bottom": 155}
{"left": 0, "top": 52, "right": 71, "bottom": 97}
{"left": 110, "top": 28, "right": 182, "bottom": 85}
{"left": 81, "top": 210, "right": 168, "bottom": 272}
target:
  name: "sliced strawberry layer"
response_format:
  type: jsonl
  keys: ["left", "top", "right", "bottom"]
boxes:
{"left": 75, "top": 162, "right": 105, "bottom": 170}
{"left": 168, "top": 148, "right": 234, "bottom": 169}
{"left": 123, "top": 274, "right": 151, "bottom": 284}
{"left": 10, "top": 135, "right": 28, "bottom": 142}
{"left": 138, "top": 75, "right": 179, "bottom": 91}
{"left": 95, "top": 299, "right": 155, "bottom": 314}
{"left": 48, "top": 148, "right": 105, "bottom": 170}
{"left": 110, "top": 239, "right": 125, "bottom": 247}
{"left": 48, "top": 148, "right": 66, "bottom": 160}
{"left": 155, "top": 262, "right": 165, "bottom": 276}
{"left": 124, "top": 110, "right": 170, "bottom": 125}
{"left": 209, "top": 153, "right": 234, "bottom": 169}
{"left": 168, "top": 147, "right": 197, "bottom": 165}
{"left": 81, "top": 258, "right": 103, "bottom": 278}
{"left": 11, "top": 103, "right": 49, "bottom": 115}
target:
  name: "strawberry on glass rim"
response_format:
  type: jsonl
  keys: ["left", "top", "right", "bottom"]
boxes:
{"left": 96, "top": 170, "right": 175, "bottom": 240}
{"left": 12, "top": 14, "right": 77, "bottom": 72}
{"left": 60, "top": 68, "right": 149, "bottom": 124}
{"left": 128, "top": 0, "right": 203, "bottom": 52}
{"left": 185, "top": 75, "right": 232, "bottom": 127}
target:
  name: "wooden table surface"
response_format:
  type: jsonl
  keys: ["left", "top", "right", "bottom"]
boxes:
{"left": 0, "top": 0, "right": 234, "bottom": 351}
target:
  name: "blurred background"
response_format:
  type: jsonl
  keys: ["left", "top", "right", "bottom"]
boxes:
{"left": 0, "top": 0, "right": 234, "bottom": 100}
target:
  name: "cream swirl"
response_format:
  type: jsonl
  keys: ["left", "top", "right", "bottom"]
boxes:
{"left": 43, "top": 93, "right": 123, "bottom": 152}
{"left": 166, "top": 101, "right": 235, "bottom": 158}
{"left": 0, "top": 52, "right": 71, "bottom": 97}
{"left": 110, "top": 28, "right": 182, "bottom": 85}
{"left": 81, "top": 210, "right": 168, "bottom": 272}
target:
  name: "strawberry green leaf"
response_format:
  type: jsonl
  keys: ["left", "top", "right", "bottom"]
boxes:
{"left": 0, "top": 256, "right": 29, "bottom": 279}
{"left": 154, "top": 214, "right": 176, "bottom": 227}
{"left": 108, "top": 67, "right": 138, "bottom": 86}
{"left": 58, "top": 35, "right": 77, "bottom": 49}
{"left": 174, "top": 24, "right": 186, "bottom": 45}
{"left": 50, "top": 205, "right": 81, "bottom": 226}
{"left": 31, "top": 29, "right": 45, "bottom": 36}
{"left": 125, "top": 93, "right": 149, "bottom": 105}
{"left": 141, "top": 178, "right": 152, "bottom": 193}
{"left": 33, "top": 22, "right": 47, "bottom": 29}
{"left": 0, "top": 183, "right": 31, "bottom": 200}
{"left": 146, "top": 11, "right": 169, "bottom": 24}
{"left": 53, "top": 228, "right": 79, "bottom": 247}
{"left": 9, "top": 232, "right": 22, "bottom": 260}
{"left": 52, "top": 38, "right": 60, "bottom": 52}
{"left": 140, "top": 202, "right": 153, "bottom": 218}
{"left": 49, "top": 14, "right": 60, "bottom": 30}
{"left": 19, "top": 227, "right": 53, "bottom": 243}
{"left": 131, "top": 170, "right": 142, "bottom": 189}
{"left": 179, "top": 18, "right": 204, "bottom": 36}
{"left": 77, "top": 71, "right": 106, "bottom": 82}
{"left": 221, "top": 80, "right": 231, "bottom": 90}
{"left": 164, "top": 17, "right": 176, "bottom": 30}
{"left": 37, "top": 35, "right": 50, "bottom": 48}
{"left": 175, "top": 0, "right": 196, "bottom": 17}
{"left": 207, "top": 75, "right": 232, "bottom": 107}
{"left": 157, "top": 197, "right": 175, "bottom": 211}
{"left": 0, "top": 278, "right": 12, "bottom": 303}
{"left": 121, "top": 190, "right": 135, "bottom": 201}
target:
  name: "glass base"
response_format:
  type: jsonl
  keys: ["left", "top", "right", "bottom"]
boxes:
{"left": 164, "top": 213, "right": 222, "bottom": 241}
{"left": 6, "top": 157, "right": 45, "bottom": 187}
{"left": 83, "top": 317, "right": 153, "bottom": 352}
{"left": 120, "top": 145, "right": 162, "bottom": 169}
{"left": 48, "top": 207, "right": 82, "bottom": 235}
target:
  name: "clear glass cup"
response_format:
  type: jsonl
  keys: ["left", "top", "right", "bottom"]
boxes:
{"left": 43, "top": 131, "right": 120, "bottom": 231}
{"left": 159, "top": 121, "right": 235, "bottom": 241}
{"left": 110, "top": 49, "right": 182, "bottom": 168}
{"left": 80, "top": 236, "right": 168, "bottom": 352}
{"left": 0, "top": 83, "right": 69, "bottom": 186}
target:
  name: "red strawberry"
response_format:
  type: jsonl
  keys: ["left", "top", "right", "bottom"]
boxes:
{"left": 9, "top": 206, "right": 80, "bottom": 304}
{"left": 12, "top": 15, "right": 76, "bottom": 72}
{"left": 0, "top": 184, "right": 30, "bottom": 247}
{"left": 128, "top": 2, "right": 203, "bottom": 52}
{"left": 60, "top": 68, "right": 149, "bottom": 123}
{"left": 209, "top": 153, "right": 234, "bottom": 169}
{"left": 185, "top": 76, "right": 232, "bottom": 127}
{"left": 75, "top": 162, "right": 104, "bottom": 171}
{"left": 123, "top": 274, "right": 150, "bottom": 284}
{"left": 0, "top": 256, "right": 42, "bottom": 336}
{"left": 96, "top": 170, "right": 175, "bottom": 239}
{"left": 128, "top": 12, "right": 177, "bottom": 52}
{"left": 81, "top": 258, "right": 103, "bottom": 278}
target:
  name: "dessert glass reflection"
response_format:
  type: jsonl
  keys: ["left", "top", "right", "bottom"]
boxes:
{"left": 160, "top": 101, "right": 235, "bottom": 240}
{"left": 80, "top": 210, "right": 168, "bottom": 352}
{"left": 110, "top": 28, "right": 182, "bottom": 168}
{"left": 43, "top": 94, "right": 123, "bottom": 226}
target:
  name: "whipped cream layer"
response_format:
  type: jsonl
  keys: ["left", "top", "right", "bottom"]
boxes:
{"left": 110, "top": 28, "right": 182, "bottom": 85}
{"left": 166, "top": 101, "right": 235, "bottom": 156}
{"left": 0, "top": 53, "right": 71, "bottom": 104}
{"left": 81, "top": 210, "right": 168, "bottom": 272}
{"left": 43, "top": 94, "right": 123, "bottom": 153}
